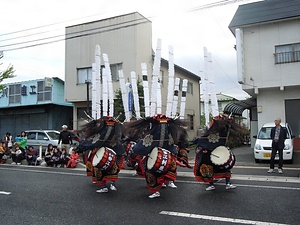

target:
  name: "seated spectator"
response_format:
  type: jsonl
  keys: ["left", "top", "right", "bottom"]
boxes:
{"left": 2, "top": 142, "right": 11, "bottom": 158}
{"left": 51, "top": 147, "right": 61, "bottom": 167}
{"left": 15, "top": 131, "right": 27, "bottom": 151}
{"left": 0, "top": 142, "right": 5, "bottom": 164}
{"left": 66, "top": 149, "right": 80, "bottom": 168}
{"left": 58, "top": 148, "right": 69, "bottom": 168}
{"left": 11, "top": 143, "right": 25, "bottom": 165}
{"left": 2, "top": 132, "right": 13, "bottom": 151}
{"left": 44, "top": 144, "right": 54, "bottom": 167}
{"left": 26, "top": 146, "right": 39, "bottom": 166}
{"left": 1, "top": 142, "right": 10, "bottom": 163}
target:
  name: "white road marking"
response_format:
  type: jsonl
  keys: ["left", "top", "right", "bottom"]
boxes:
{"left": 159, "top": 211, "right": 289, "bottom": 225}
{"left": 0, "top": 191, "right": 11, "bottom": 195}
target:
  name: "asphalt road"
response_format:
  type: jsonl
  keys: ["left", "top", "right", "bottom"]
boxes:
{"left": 1, "top": 152, "right": 300, "bottom": 225}
{"left": 1, "top": 145, "right": 300, "bottom": 225}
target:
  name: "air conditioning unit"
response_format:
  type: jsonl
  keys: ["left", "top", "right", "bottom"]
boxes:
{"left": 44, "top": 77, "right": 52, "bottom": 87}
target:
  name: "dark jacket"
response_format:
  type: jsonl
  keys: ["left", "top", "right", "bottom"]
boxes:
{"left": 270, "top": 126, "right": 287, "bottom": 150}
{"left": 58, "top": 131, "right": 73, "bottom": 145}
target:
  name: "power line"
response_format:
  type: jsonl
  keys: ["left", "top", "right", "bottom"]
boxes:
{"left": 0, "top": 0, "right": 254, "bottom": 52}
{"left": 0, "top": 18, "right": 150, "bottom": 52}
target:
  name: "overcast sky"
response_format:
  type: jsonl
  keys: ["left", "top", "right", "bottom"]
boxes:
{"left": 0, "top": 0, "right": 262, "bottom": 100}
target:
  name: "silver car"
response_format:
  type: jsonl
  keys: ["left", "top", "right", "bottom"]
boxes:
{"left": 25, "top": 130, "right": 79, "bottom": 153}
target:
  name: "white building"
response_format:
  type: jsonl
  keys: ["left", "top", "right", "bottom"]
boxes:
{"left": 228, "top": 0, "right": 300, "bottom": 146}
{"left": 64, "top": 12, "right": 201, "bottom": 140}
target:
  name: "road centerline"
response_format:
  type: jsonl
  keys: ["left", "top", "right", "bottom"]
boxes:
{"left": 0, "top": 191, "right": 11, "bottom": 195}
{"left": 159, "top": 211, "right": 289, "bottom": 225}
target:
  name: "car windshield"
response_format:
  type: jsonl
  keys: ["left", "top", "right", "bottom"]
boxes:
{"left": 258, "top": 126, "right": 291, "bottom": 139}
{"left": 47, "top": 131, "right": 60, "bottom": 140}
{"left": 258, "top": 127, "right": 271, "bottom": 139}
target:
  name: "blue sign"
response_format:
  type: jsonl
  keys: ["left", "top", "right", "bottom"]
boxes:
{"left": 128, "top": 92, "right": 133, "bottom": 112}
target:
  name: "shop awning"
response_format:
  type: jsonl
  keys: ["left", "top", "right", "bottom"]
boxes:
{"left": 223, "top": 98, "right": 256, "bottom": 116}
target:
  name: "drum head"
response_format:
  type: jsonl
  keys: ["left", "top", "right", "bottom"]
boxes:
{"left": 147, "top": 147, "right": 159, "bottom": 170}
{"left": 92, "top": 147, "right": 106, "bottom": 167}
{"left": 210, "top": 146, "right": 230, "bottom": 165}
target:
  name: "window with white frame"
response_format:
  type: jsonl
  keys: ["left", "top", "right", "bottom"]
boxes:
{"left": 9, "top": 84, "right": 21, "bottom": 104}
{"left": 275, "top": 43, "right": 300, "bottom": 64}
{"left": 37, "top": 81, "right": 52, "bottom": 101}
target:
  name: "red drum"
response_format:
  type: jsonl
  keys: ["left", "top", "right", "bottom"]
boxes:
{"left": 147, "top": 147, "right": 172, "bottom": 174}
{"left": 210, "top": 146, "right": 236, "bottom": 170}
{"left": 92, "top": 147, "right": 117, "bottom": 170}
{"left": 219, "top": 153, "right": 235, "bottom": 170}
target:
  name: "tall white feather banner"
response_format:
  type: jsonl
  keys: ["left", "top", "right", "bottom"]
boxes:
{"left": 203, "top": 47, "right": 210, "bottom": 128}
{"left": 130, "top": 71, "right": 141, "bottom": 119}
{"left": 180, "top": 79, "right": 188, "bottom": 119}
{"left": 91, "top": 63, "right": 97, "bottom": 119}
{"left": 103, "top": 53, "right": 114, "bottom": 116}
{"left": 150, "top": 38, "right": 162, "bottom": 116}
{"left": 118, "top": 69, "right": 130, "bottom": 122}
{"left": 172, "top": 77, "right": 180, "bottom": 116}
{"left": 95, "top": 45, "right": 102, "bottom": 118}
{"left": 141, "top": 63, "right": 150, "bottom": 117}
{"left": 102, "top": 67, "right": 108, "bottom": 116}
{"left": 208, "top": 52, "right": 219, "bottom": 117}
{"left": 157, "top": 77, "right": 162, "bottom": 114}
{"left": 166, "top": 45, "right": 175, "bottom": 117}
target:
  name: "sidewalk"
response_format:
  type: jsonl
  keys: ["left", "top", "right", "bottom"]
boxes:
{"left": 3, "top": 145, "right": 299, "bottom": 182}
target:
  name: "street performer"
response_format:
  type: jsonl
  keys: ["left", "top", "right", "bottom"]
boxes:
{"left": 124, "top": 114, "right": 188, "bottom": 198}
{"left": 80, "top": 116, "right": 124, "bottom": 193}
{"left": 193, "top": 114, "right": 243, "bottom": 191}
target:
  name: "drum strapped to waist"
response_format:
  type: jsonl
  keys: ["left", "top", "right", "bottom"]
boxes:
{"left": 147, "top": 147, "right": 172, "bottom": 174}
{"left": 92, "top": 147, "right": 117, "bottom": 170}
{"left": 85, "top": 149, "right": 96, "bottom": 163}
{"left": 210, "top": 146, "right": 235, "bottom": 170}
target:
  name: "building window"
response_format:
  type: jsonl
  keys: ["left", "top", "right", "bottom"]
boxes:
{"left": 9, "top": 84, "right": 21, "bottom": 104}
{"left": 78, "top": 64, "right": 122, "bottom": 84}
{"left": 158, "top": 70, "right": 164, "bottom": 86}
{"left": 77, "top": 67, "right": 92, "bottom": 84}
{"left": 37, "top": 81, "right": 52, "bottom": 101}
{"left": 275, "top": 43, "right": 300, "bottom": 64}
{"left": 187, "top": 114, "right": 194, "bottom": 130}
{"left": 187, "top": 81, "right": 193, "bottom": 95}
{"left": 110, "top": 63, "right": 122, "bottom": 81}
{"left": 178, "top": 78, "right": 182, "bottom": 91}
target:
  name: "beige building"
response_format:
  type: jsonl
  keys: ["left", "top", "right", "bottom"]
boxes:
{"left": 229, "top": 0, "right": 300, "bottom": 145}
{"left": 64, "top": 12, "right": 201, "bottom": 140}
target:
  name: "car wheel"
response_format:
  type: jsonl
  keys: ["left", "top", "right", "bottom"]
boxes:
{"left": 286, "top": 159, "right": 293, "bottom": 164}
{"left": 255, "top": 158, "right": 260, "bottom": 163}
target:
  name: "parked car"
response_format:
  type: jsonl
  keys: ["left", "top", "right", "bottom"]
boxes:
{"left": 25, "top": 130, "right": 79, "bottom": 154}
{"left": 253, "top": 123, "right": 295, "bottom": 163}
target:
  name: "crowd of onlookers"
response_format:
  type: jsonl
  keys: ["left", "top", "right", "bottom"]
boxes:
{"left": 0, "top": 131, "right": 80, "bottom": 168}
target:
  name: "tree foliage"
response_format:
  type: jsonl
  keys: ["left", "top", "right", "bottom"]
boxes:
{"left": 0, "top": 64, "right": 15, "bottom": 90}
{"left": 114, "top": 79, "right": 145, "bottom": 122}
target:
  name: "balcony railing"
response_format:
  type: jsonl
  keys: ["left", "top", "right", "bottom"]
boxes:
{"left": 274, "top": 50, "right": 300, "bottom": 64}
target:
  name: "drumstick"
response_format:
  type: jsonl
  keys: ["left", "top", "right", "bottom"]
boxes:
{"left": 211, "top": 153, "right": 220, "bottom": 158}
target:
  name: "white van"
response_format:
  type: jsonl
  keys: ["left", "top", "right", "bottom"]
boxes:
{"left": 253, "top": 123, "right": 294, "bottom": 163}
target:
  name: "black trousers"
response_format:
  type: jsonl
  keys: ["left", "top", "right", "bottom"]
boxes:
{"left": 270, "top": 142, "right": 283, "bottom": 169}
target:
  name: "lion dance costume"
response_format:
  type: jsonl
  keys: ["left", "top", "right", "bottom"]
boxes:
{"left": 193, "top": 114, "right": 243, "bottom": 191}
{"left": 80, "top": 116, "right": 124, "bottom": 193}
{"left": 124, "top": 114, "right": 187, "bottom": 198}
